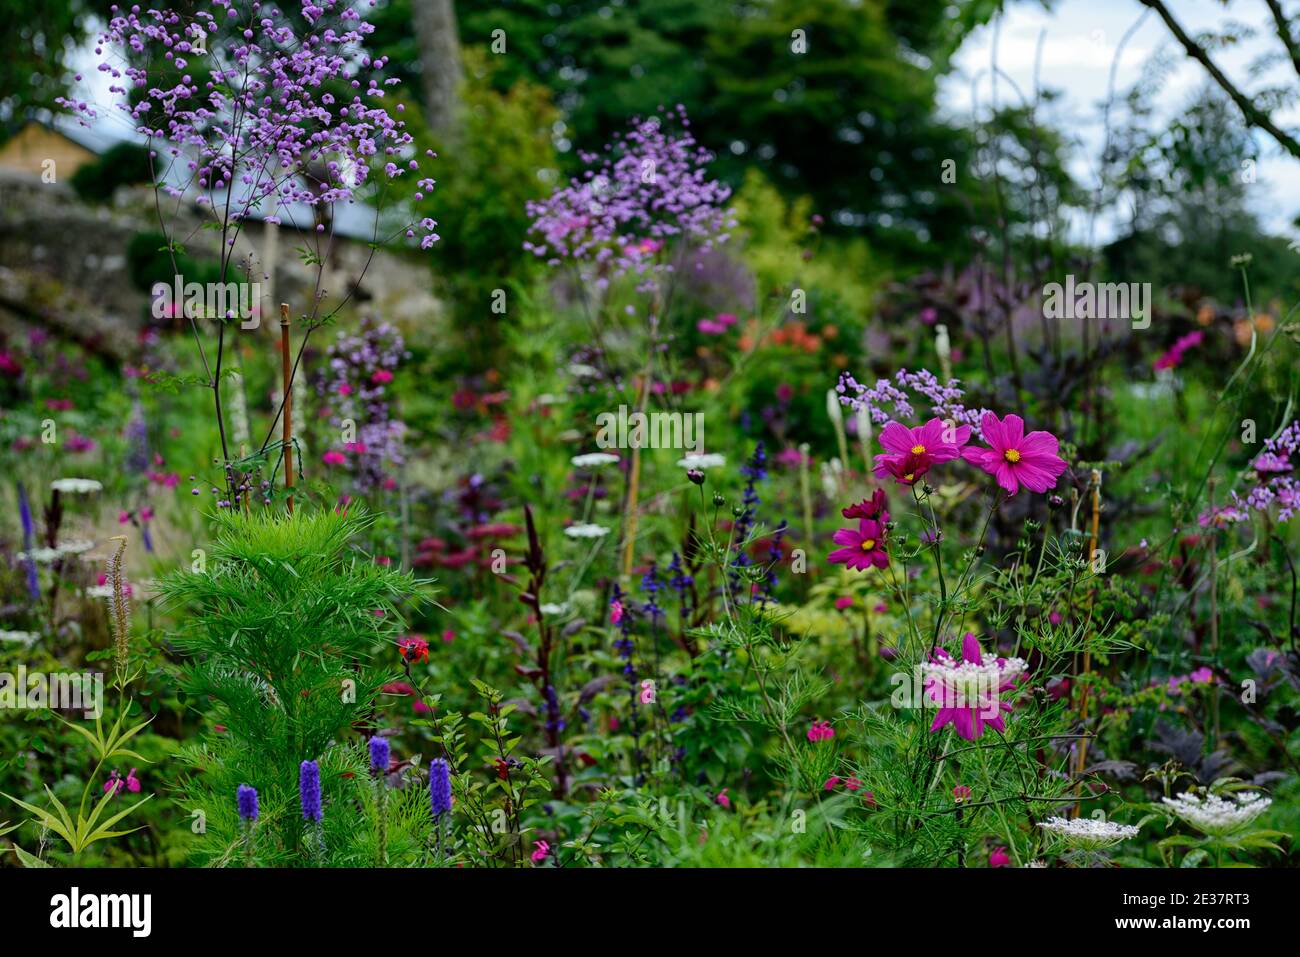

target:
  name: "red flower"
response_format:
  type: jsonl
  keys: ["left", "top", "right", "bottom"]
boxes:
{"left": 398, "top": 635, "right": 429, "bottom": 664}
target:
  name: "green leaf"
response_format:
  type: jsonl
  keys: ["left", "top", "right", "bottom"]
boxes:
{"left": 13, "top": 845, "right": 50, "bottom": 868}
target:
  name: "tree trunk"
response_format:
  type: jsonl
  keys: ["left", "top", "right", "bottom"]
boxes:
{"left": 410, "top": 0, "right": 464, "bottom": 139}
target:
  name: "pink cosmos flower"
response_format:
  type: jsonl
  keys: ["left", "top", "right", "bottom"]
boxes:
{"left": 841, "top": 489, "right": 889, "bottom": 522}
{"left": 961, "top": 412, "right": 1068, "bottom": 495}
{"left": 531, "top": 840, "right": 550, "bottom": 864}
{"left": 872, "top": 418, "right": 971, "bottom": 485}
{"left": 322, "top": 450, "right": 347, "bottom": 466}
{"left": 989, "top": 846, "right": 1011, "bottom": 868}
{"left": 828, "top": 517, "right": 889, "bottom": 571}
{"left": 923, "top": 633, "right": 1027, "bottom": 741}
{"left": 715, "top": 788, "right": 731, "bottom": 808}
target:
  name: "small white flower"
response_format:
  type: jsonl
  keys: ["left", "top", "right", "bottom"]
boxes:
{"left": 50, "top": 478, "right": 103, "bottom": 494}
{"left": 58, "top": 539, "right": 96, "bottom": 556}
{"left": 569, "top": 363, "right": 601, "bottom": 378}
{"left": 539, "top": 602, "right": 571, "bottom": 616}
{"left": 677, "top": 453, "right": 726, "bottom": 470}
{"left": 86, "top": 585, "right": 115, "bottom": 599}
{"left": 0, "top": 630, "right": 38, "bottom": 646}
{"left": 17, "top": 547, "right": 61, "bottom": 564}
{"left": 564, "top": 523, "right": 610, "bottom": 540}
{"left": 1161, "top": 791, "right": 1272, "bottom": 837}
{"left": 571, "top": 452, "right": 621, "bottom": 469}
{"left": 1038, "top": 816, "right": 1140, "bottom": 849}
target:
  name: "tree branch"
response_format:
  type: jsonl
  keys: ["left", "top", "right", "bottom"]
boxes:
{"left": 1139, "top": 0, "right": 1300, "bottom": 160}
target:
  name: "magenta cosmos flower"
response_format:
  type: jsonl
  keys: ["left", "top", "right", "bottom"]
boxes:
{"left": 828, "top": 517, "right": 889, "bottom": 570}
{"left": 922, "top": 633, "right": 1027, "bottom": 741}
{"left": 961, "top": 412, "right": 1067, "bottom": 495}
{"left": 873, "top": 418, "right": 971, "bottom": 486}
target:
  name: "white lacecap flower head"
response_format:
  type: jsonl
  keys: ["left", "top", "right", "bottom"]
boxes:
{"left": 1161, "top": 791, "right": 1272, "bottom": 836}
{"left": 677, "top": 453, "right": 726, "bottom": 470}
{"left": 50, "top": 478, "right": 103, "bottom": 494}
{"left": 18, "top": 547, "right": 62, "bottom": 564}
{"left": 564, "top": 523, "right": 610, "bottom": 539}
{"left": 571, "top": 452, "right": 621, "bottom": 469}
{"left": 1038, "top": 816, "right": 1140, "bottom": 849}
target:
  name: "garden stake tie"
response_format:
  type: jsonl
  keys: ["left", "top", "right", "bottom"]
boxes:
{"left": 280, "top": 303, "right": 294, "bottom": 514}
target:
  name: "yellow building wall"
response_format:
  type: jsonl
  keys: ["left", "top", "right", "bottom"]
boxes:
{"left": 0, "top": 125, "right": 96, "bottom": 180}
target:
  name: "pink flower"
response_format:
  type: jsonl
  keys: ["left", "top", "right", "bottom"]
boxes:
{"left": 807, "top": 720, "right": 835, "bottom": 742}
{"left": 337, "top": 382, "right": 353, "bottom": 396}
{"left": 843, "top": 777, "right": 862, "bottom": 791}
{"left": 834, "top": 596, "right": 854, "bottom": 610}
{"left": 841, "top": 489, "right": 888, "bottom": 522}
{"left": 924, "top": 634, "right": 1027, "bottom": 741}
{"left": 824, "top": 776, "right": 841, "bottom": 791}
{"left": 715, "top": 788, "right": 731, "bottom": 808}
{"left": 989, "top": 846, "right": 1011, "bottom": 867}
{"left": 610, "top": 599, "right": 624, "bottom": 625}
{"left": 828, "top": 517, "right": 889, "bottom": 571}
{"left": 862, "top": 791, "right": 878, "bottom": 809}
{"left": 322, "top": 450, "right": 347, "bottom": 466}
{"left": 961, "top": 412, "right": 1068, "bottom": 495}
{"left": 952, "top": 785, "right": 971, "bottom": 802}
{"left": 118, "top": 511, "right": 130, "bottom": 525}
{"left": 441, "top": 629, "right": 455, "bottom": 643}
{"left": 873, "top": 418, "right": 971, "bottom": 485}
{"left": 372, "top": 369, "right": 394, "bottom": 384}
{"left": 531, "top": 840, "right": 550, "bottom": 864}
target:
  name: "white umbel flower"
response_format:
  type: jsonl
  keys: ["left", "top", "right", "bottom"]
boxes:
{"left": 57, "top": 539, "right": 96, "bottom": 556}
{"left": 677, "top": 453, "right": 726, "bottom": 470}
{"left": 50, "top": 478, "right": 103, "bottom": 494}
{"left": 1038, "top": 816, "right": 1140, "bottom": 849}
{"left": 564, "top": 523, "right": 610, "bottom": 539}
{"left": 1161, "top": 791, "right": 1272, "bottom": 837}
{"left": 0, "top": 630, "right": 38, "bottom": 646}
{"left": 571, "top": 452, "right": 621, "bottom": 469}
{"left": 17, "top": 547, "right": 61, "bottom": 564}
{"left": 539, "top": 602, "right": 571, "bottom": 616}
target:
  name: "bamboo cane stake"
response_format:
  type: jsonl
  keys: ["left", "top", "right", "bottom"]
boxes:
{"left": 280, "top": 303, "right": 294, "bottom": 514}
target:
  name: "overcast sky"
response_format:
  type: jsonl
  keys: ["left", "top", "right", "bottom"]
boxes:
{"left": 941, "top": 0, "right": 1300, "bottom": 241}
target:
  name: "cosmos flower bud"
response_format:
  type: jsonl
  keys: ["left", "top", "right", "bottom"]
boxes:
{"left": 686, "top": 468, "right": 705, "bottom": 485}
{"left": 712, "top": 492, "right": 726, "bottom": 507}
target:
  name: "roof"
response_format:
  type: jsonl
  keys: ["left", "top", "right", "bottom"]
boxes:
{"left": 30, "top": 112, "right": 387, "bottom": 242}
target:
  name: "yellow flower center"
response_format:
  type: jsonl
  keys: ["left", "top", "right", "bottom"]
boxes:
{"left": 903, "top": 473, "right": 914, "bottom": 482}
{"left": 860, "top": 539, "right": 876, "bottom": 551}
{"left": 910, "top": 444, "right": 927, "bottom": 455}
{"left": 1004, "top": 448, "right": 1021, "bottom": 463}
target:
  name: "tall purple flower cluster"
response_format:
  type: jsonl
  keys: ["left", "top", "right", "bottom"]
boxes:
{"left": 368, "top": 735, "right": 390, "bottom": 774}
{"left": 837, "top": 368, "right": 990, "bottom": 435}
{"left": 299, "top": 760, "right": 322, "bottom": 822}
{"left": 236, "top": 783, "right": 259, "bottom": 822}
{"left": 64, "top": 0, "right": 438, "bottom": 249}
{"left": 524, "top": 106, "right": 734, "bottom": 290}
{"left": 428, "top": 758, "right": 452, "bottom": 817}
{"left": 320, "top": 322, "right": 408, "bottom": 492}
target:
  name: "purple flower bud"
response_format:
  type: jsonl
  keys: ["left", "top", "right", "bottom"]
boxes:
{"left": 236, "top": 783, "right": 259, "bottom": 822}
{"left": 429, "top": 757, "right": 452, "bottom": 816}
{"left": 300, "top": 760, "right": 322, "bottom": 822}
{"left": 368, "top": 735, "right": 390, "bottom": 773}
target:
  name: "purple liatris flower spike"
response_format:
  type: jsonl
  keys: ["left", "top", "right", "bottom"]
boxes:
{"left": 429, "top": 758, "right": 452, "bottom": 816}
{"left": 369, "top": 735, "right": 390, "bottom": 773}
{"left": 300, "top": 760, "right": 322, "bottom": 822}
{"left": 237, "top": 784, "right": 259, "bottom": 822}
